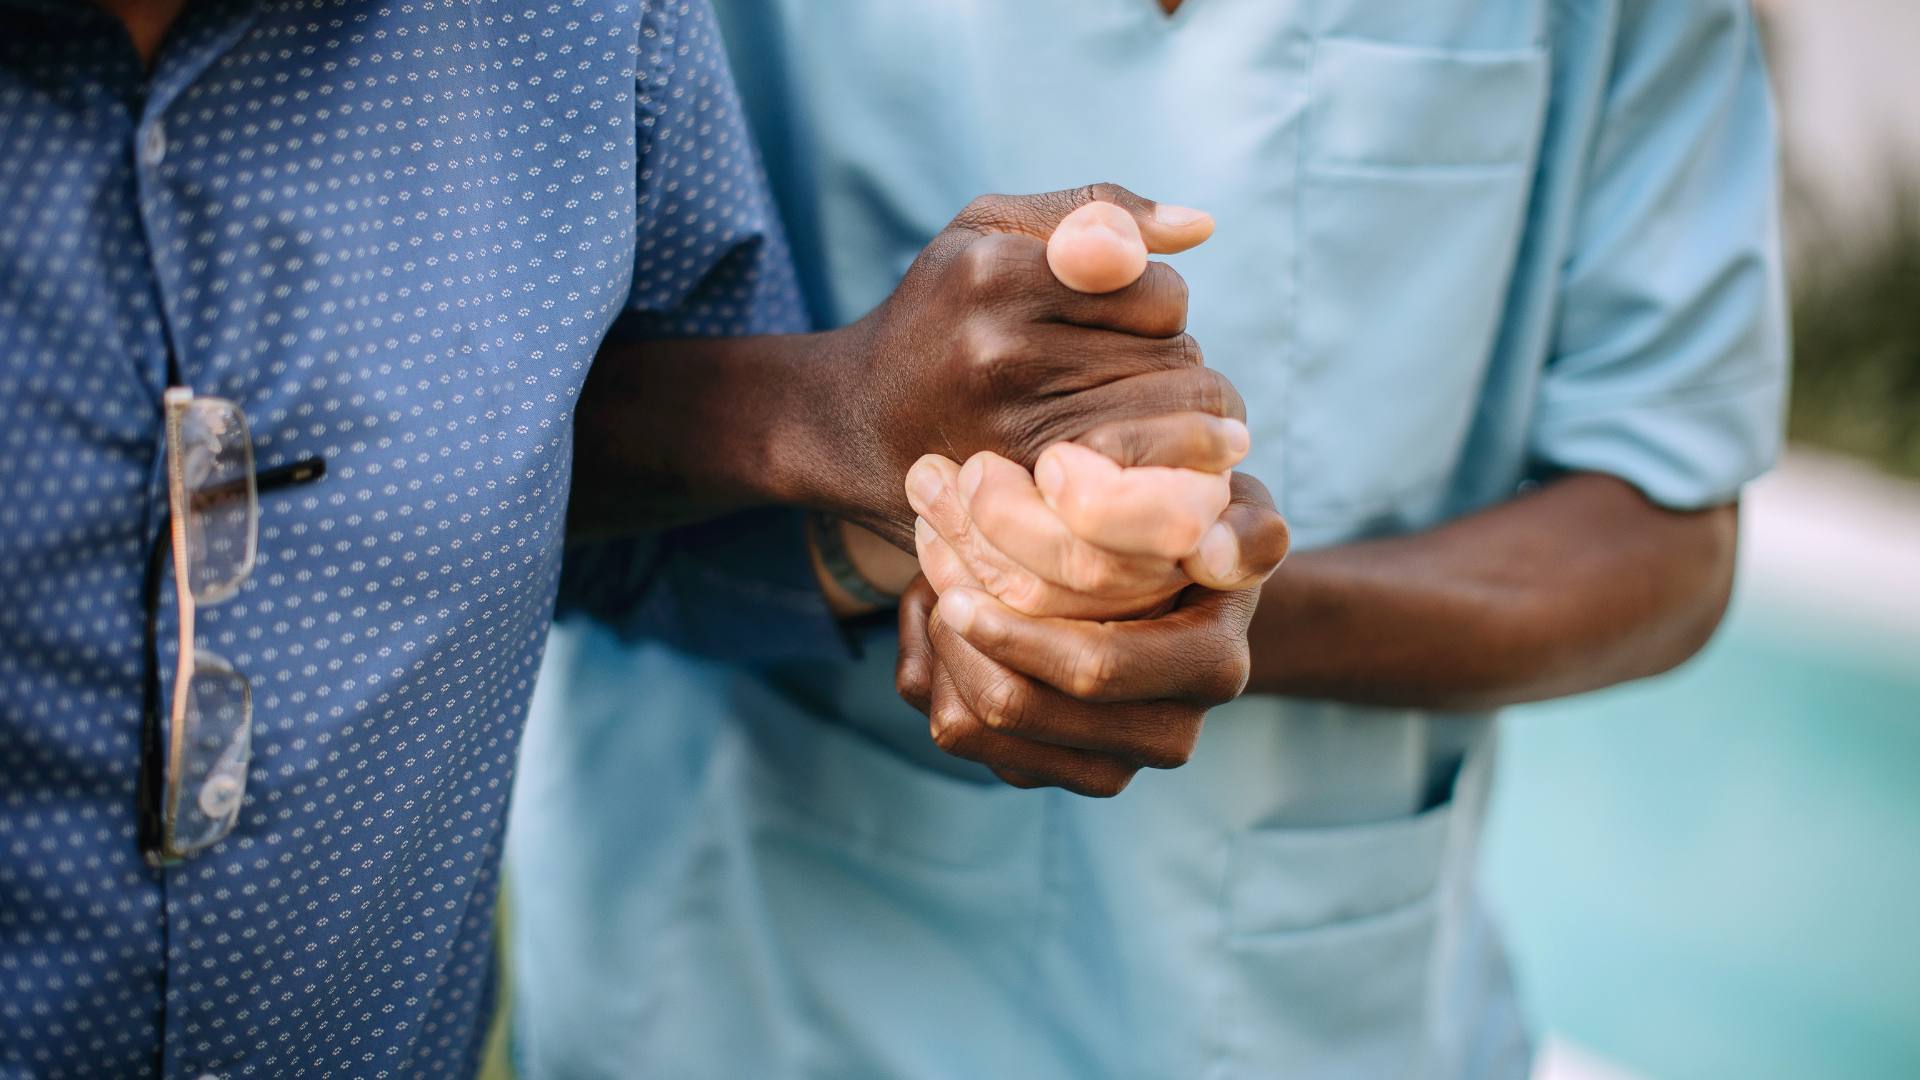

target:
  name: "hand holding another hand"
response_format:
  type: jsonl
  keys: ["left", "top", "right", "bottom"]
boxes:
{"left": 892, "top": 198, "right": 1290, "bottom": 795}
{"left": 897, "top": 421, "right": 1287, "bottom": 795}
{"left": 829, "top": 184, "right": 1242, "bottom": 548}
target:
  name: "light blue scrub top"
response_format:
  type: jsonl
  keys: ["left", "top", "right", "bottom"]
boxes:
{"left": 508, "top": 1, "right": 1789, "bottom": 1076}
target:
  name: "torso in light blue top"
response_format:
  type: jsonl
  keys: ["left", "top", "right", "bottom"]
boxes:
{"left": 508, "top": 1, "right": 1788, "bottom": 1076}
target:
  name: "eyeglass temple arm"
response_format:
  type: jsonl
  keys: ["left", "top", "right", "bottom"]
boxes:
{"left": 137, "top": 454, "right": 326, "bottom": 857}
{"left": 190, "top": 455, "right": 329, "bottom": 507}
{"left": 257, "top": 456, "right": 327, "bottom": 493}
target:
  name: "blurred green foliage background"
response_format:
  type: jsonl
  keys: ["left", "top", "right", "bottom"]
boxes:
{"left": 1786, "top": 196, "right": 1920, "bottom": 479}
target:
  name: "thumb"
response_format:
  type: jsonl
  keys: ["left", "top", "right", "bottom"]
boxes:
{"left": 953, "top": 182, "right": 1213, "bottom": 263}
{"left": 1047, "top": 202, "right": 1150, "bottom": 295}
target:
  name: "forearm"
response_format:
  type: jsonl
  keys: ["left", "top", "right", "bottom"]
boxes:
{"left": 1247, "top": 473, "right": 1739, "bottom": 710}
{"left": 567, "top": 328, "right": 883, "bottom": 540}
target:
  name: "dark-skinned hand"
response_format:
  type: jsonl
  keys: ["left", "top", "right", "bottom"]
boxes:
{"left": 898, "top": 468, "right": 1288, "bottom": 797}
{"left": 828, "top": 183, "right": 1245, "bottom": 547}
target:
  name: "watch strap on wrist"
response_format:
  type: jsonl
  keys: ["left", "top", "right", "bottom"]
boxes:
{"left": 809, "top": 511, "right": 900, "bottom": 608}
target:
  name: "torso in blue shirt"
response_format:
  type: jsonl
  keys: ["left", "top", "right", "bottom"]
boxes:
{"left": 0, "top": 1, "right": 798, "bottom": 1076}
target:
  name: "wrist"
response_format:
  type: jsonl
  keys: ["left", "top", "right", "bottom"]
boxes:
{"left": 743, "top": 329, "right": 854, "bottom": 512}
{"left": 775, "top": 320, "right": 917, "bottom": 545}
{"left": 810, "top": 513, "right": 917, "bottom": 617}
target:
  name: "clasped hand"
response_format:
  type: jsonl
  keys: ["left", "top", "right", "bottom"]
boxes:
{"left": 893, "top": 198, "right": 1290, "bottom": 797}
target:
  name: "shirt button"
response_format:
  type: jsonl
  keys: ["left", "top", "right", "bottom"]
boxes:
{"left": 140, "top": 121, "right": 168, "bottom": 167}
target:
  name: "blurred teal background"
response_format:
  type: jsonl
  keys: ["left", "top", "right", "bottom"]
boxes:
{"left": 1486, "top": 5, "right": 1920, "bottom": 1076}
{"left": 1487, "top": 542, "right": 1920, "bottom": 1078}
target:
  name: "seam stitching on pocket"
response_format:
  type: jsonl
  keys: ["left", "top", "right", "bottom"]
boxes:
{"left": 1228, "top": 884, "right": 1440, "bottom": 944}
{"left": 1308, "top": 35, "right": 1549, "bottom": 170}
{"left": 755, "top": 777, "right": 994, "bottom": 871}
{"left": 1316, "top": 35, "right": 1550, "bottom": 64}
{"left": 1307, "top": 159, "right": 1534, "bottom": 179}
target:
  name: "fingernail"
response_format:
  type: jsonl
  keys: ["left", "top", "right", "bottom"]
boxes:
{"left": 906, "top": 460, "right": 943, "bottom": 512}
{"left": 1218, "top": 418, "right": 1250, "bottom": 457}
{"left": 958, "top": 456, "right": 985, "bottom": 501}
{"left": 1154, "top": 203, "right": 1210, "bottom": 227}
{"left": 941, "top": 589, "right": 978, "bottom": 636}
{"left": 1035, "top": 453, "right": 1064, "bottom": 505}
{"left": 1199, "top": 522, "right": 1238, "bottom": 581}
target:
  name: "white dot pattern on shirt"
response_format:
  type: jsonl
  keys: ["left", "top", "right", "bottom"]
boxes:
{"left": 0, "top": 0, "right": 800, "bottom": 1076}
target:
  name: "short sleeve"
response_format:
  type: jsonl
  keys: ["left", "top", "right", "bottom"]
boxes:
{"left": 554, "top": 0, "right": 844, "bottom": 660}
{"left": 1531, "top": 0, "right": 1789, "bottom": 510}
{"left": 614, "top": 0, "right": 807, "bottom": 340}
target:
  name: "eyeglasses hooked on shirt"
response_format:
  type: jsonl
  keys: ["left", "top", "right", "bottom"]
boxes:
{"left": 139, "top": 387, "right": 326, "bottom": 868}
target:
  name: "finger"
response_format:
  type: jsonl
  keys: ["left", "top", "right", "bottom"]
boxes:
{"left": 1046, "top": 202, "right": 1148, "bottom": 294}
{"left": 951, "top": 182, "right": 1214, "bottom": 257}
{"left": 931, "top": 610, "right": 1201, "bottom": 767}
{"left": 957, "top": 233, "right": 1192, "bottom": 338}
{"left": 924, "top": 641, "right": 1140, "bottom": 798}
{"left": 1179, "top": 472, "right": 1292, "bottom": 591}
{"left": 913, "top": 515, "right": 985, "bottom": 595}
{"left": 991, "top": 767, "right": 1050, "bottom": 790}
{"left": 1033, "top": 442, "right": 1231, "bottom": 560}
{"left": 914, "top": 452, "right": 1170, "bottom": 617}
{"left": 907, "top": 454, "right": 1026, "bottom": 599}
{"left": 958, "top": 452, "right": 1187, "bottom": 603}
{"left": 1074, "top": 412, "right": 1250, "bottom": 472}
{"left": 894, "top": 574, "right": 938, "bottom": 715}
{"left": 1010, "top": 323, "right": 1204, "bottom": 396}
{"left": 938, "top": 585, "right": 1256, "bottom": 706}
{"left": 1058, "top": 368, "right": 1247, "bottom": 440}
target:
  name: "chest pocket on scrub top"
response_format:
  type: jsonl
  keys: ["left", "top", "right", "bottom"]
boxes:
{"left": 1287, "top": 36, "right": 1548, "bottom": 529}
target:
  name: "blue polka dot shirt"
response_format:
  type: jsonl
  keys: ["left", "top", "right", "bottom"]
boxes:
{"left": 0, "top": 0, "right": 805, "bottom": 1075}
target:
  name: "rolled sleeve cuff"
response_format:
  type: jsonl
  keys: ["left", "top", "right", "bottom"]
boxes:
{"left": 1529, "top": 376, "right": 1786, "bottom": 510}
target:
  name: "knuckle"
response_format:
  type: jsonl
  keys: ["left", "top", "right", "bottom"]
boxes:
{"left": 1063, "top": 545, "right": 1123, "bottom": 596}
{"left": 993, "top": 767, "right": 1045, "bottom": 791}
{"left": 1077, "top": 766, "right": 1137, "bottom": 799}
{"left": 1208, "top": 642, "right": 1253, "bottom": 703}
{"left": 998, "top": 571, "right": 1050, "bottom": 615}
{"left": 960, "top": 321, "right": 1025, "bottom": 383}
{"left": 1192, "top": 369, "right": 1230, "bottom": 417}
{"left": 930, "top": 707, "right": 976, "bottom": 756}
{"left": 895, "top": 665, "right": 927, "bottom": 706}
{"left": 953, "top": 232, "right": 1022, "bottom": 294}
{"left": 1065, "top": 632, "right": 1119, "bottom": 700}
{"left": 1141, "top": 267, "right": 1190, "bottom": 337}
{"left": 979, "top": 674, "right": 1027, "bottom": 733}
{"left": 1048, "top": 466, "right": 1094, "bottom": 522}
{"left": 1169, "top": 331, "right": 1203, "bottom": 370}
{"left": 1076, "top": 424, "right": 1130, "bottom": 464}
{"left": 1182, "top": 368, "right": 1243, "bottom": 421}
{"left": 1156, "top": 742, "right": 1196, "bottom": 770}
{"left": 1081, "top": 181, "right": 1130, "bottom": 207}
{"left": 1137, "top": 746, "right": 1189, "bottom": 772}
{"left": 1138, "top": 720, "right": 1201, "bottom": 770}
{"left": 1266, "top": 514, "right": 1293, "bottom": 569}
